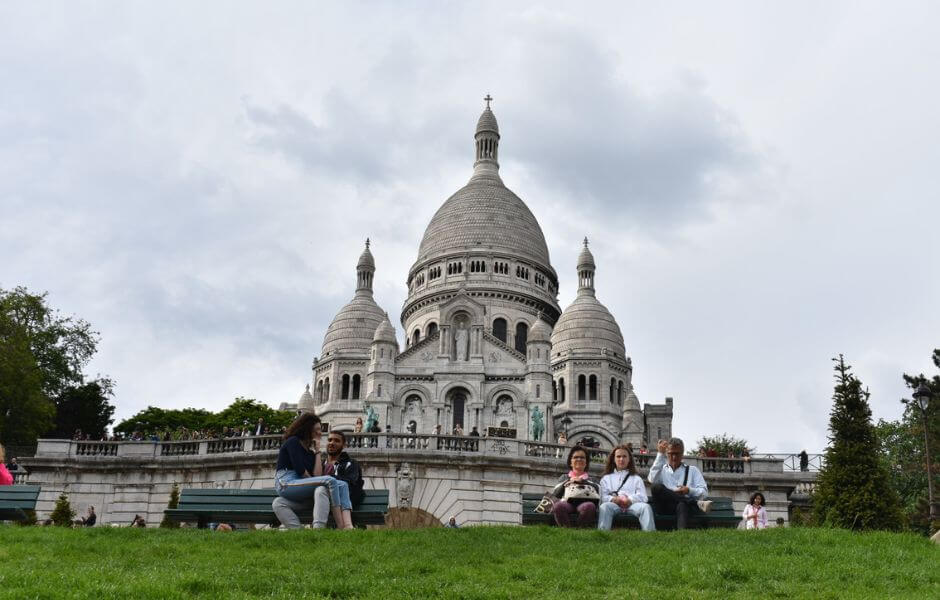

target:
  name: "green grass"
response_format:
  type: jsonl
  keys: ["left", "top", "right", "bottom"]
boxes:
{"left": 0, "top": 525, "right": 936, "bottom": 599}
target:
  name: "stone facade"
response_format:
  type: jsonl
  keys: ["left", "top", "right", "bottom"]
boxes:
{"left": 305, "top": 102, "right": 672, "bottom": 449}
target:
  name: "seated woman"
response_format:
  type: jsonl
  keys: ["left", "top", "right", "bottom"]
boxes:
{"left": 597, "top": 445, "right": 655, "bottom": 531}
{"left": 743, "top": 491, "right": 768, "bottom": 529}
{"left": 550, "top": 446, "right": 599, "bottom": 528}
{"left": 274, "top": 413, "right": 354, "bottom": 529}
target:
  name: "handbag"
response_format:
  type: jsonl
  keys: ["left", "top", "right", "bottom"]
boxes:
{"left": 562, "top": 481, "right": 599, "bottom": 503}
{"left": 533, "top": 493, "right": 555, "bottom": 514}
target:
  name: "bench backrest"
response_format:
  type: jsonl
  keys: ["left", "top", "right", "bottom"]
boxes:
{"left": 0, "top": 485, "right": 41, "bottom": 507}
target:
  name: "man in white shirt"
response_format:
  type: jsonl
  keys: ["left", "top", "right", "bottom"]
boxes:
{"left": 647, "top": 437, "right": 712, "bottom": 530}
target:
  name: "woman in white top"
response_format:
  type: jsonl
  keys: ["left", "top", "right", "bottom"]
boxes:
{"left": 743, "top": 491, "right": 768, "bottom": 529}
{"left": 597, "top": 445, "right": 655, "bottom": 531}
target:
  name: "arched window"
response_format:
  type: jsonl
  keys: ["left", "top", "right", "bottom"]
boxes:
{"left": 552, "top": 380, "right": 557, "bottom": 402}
{"left": 427, "top": 322, "right": 438, "bottom": 337}
{"left": 412, "top": 329, "right": 421, "bottom": 345}
{"left": 559, "top": 377, "right": 566, "bottom": 403}
{"left": 324, "top": 378, "right": 330, "bottom": 401}
{"left": 618, "top": 380, "right": 624, "bottom": 406}
{"left": 578, "top": 375, "right": 586, "bottom": 400}
{"left": 377, "top": 384, "right": 382, "bottom": 397}
{"left": 341, "top": 374, "right": 350, "bottom": 399}
{"left": 493, "top": 318, "right": 507, "bottom": 343}
{"left": 589, "top": 375, "right": 597, "bottom": 400}
{"left": 316, "top": 380, "right": 323, "bottom": 403}
{"left": 352, "top": 374, "right": 361, "bottom": 400}
{"left": 610, "top": 378, "right": 616, "bottom": 404}
{"left": 514, "top": 322, "right": 528, "bottom": 353}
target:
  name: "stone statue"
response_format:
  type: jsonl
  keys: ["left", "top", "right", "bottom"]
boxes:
{"left": 365, "top": 405, "right": 378, "bottom": 433}
{"left": 397, "top": 463, "right": 415, "bottom": 508}
{"left": 454, "top": 324, "right": 468, "bottom": 361}
{"left": 531, "top": 406, "right": 544, "bottom": 441}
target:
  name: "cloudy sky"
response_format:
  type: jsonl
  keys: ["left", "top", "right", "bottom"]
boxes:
{"left": 2, "top": 2, "right": 937, "bottom": 452}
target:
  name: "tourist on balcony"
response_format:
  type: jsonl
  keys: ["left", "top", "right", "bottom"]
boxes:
{"left": 648, "top": 438, "right": 712, "bottom": 530}
{"left": 0, "top": 445, "right": 13, "bottom": 486}
{"left": 743, "top": 492, "right": 768, "bottom": 529}
{"left": 597, "top": 445, "right": 654, "bottom": 531}
{"left": 550, "top": 446, "right": 599, "bottom": 528}
{"left": 354, "top": 417, "right": 364, "bottom": 433}
{"left": 272, "top": 413, "right": 354, "bottom": 530}
{"left": 253, "top": 418, "right": 267, "bottom": 436}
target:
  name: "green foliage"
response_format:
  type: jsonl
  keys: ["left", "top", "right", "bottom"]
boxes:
{"left": 694, "top": 433, "right": 753, "bottom": 456}
{"left": 15, "top": 509, "right": 37, "bottom": 527}
{"left": 160, "top": 484, "right": 181, "bottom": 529}
{"left": 0, "top": 527, "right": 937, "bottom": 598}
{"left": 49, "top": 492, "right": 76, "bottom": 527}
{"left": 813, "top": 355, "right": 903, "bottom": 531}
{"left": 0, "top": 286, "right": 103, "bottom": 445}
{"left": 115, "top": 398, "right": 293, "bottom": 438}
{"left": 876, "top": 348, "right": 940, "bottom": 535}
{"left": 114, "top": 406, "right": 215, "bottom": 437}
{"left": 48, "top": 379, "right": 117, "bottom": 439}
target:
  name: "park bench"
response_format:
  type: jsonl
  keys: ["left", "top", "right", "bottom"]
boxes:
{"left": 164, "top": 488, "right": 389, "bottom": 529}
{"left": 521, "top": 493, "right": 740, "bottom": 529}
{"left": 0, "top": 485, "right": 40, "bottom": 522}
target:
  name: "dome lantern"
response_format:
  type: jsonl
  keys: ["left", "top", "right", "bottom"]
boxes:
{"left": 356, "top": 238, "right": 375, "bottom": 294}
{"left": 472, "top": 94, "right": 501, "bottom": 182}
{"left": 577, "top": 237, "right": 596, "bottom": 296}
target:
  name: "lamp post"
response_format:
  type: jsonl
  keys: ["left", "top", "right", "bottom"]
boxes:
{"left": 911, "top": 383, "right": 937, "bottom": 523}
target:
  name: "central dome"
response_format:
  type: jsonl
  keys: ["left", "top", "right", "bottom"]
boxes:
{"left": 416, "top": 180, "right": 552, "bottom": 267}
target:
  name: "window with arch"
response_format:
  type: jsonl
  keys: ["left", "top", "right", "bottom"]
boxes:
{"left": 469, "top": 260, "right": 486, "bottom": 273}
{"left": 536, "top": 384, "right": 541, "bottom": 399}
{"left": 578, "top": 375, "right": 586, "bottom": 400}
{"left": 534, "top": 272, "right": 545, "bottom": 286}
{"left": 610, "top": 378, "right": 616, "bottom": 404}
{"left": 323, "top": 378, "right": 330, "bottom": 401}
{"left": 352, "top": 374, "right": 361, "bottom": 400}
{"left": 558, "top": 377, "right": 566, "bottom": 403}
{"left": 494, "top": 261, "right": 508, "bottom": 275}
{"left": 412, "top": 329, "right": 421, "bottom": 346}
{"left": 426, "top": 322, "right": 438, "bottom": 337}
{"left": 618, "top": 380, "right": 624, "bottom": 406}
{"left": 514, "top": 322, "right": 528, "bottom": 353}
{"left": 316, "top": 380, "right": 323, "bottom": 403}
{"left": 589, "top": 375, "right": 597, "bottom": 400}
{"left": 552, "top": 380, "right": 557, "bottom": 402}
{"left": 493, "top": 318, "right": 507, "bottom": 343}
{"left": 341, "top": 374, "right": 350, "bottom": 399}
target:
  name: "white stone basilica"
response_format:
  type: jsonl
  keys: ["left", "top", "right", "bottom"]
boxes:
{"left": 298, "top": 100, "right": 673, "bottom": 450}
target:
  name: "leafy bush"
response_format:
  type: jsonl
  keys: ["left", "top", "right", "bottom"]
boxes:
{"left": 160, "top": 483, "right": 181, "bottom": 529}
{"left": 694, "top": 433, "right": 753, "bottom": 456}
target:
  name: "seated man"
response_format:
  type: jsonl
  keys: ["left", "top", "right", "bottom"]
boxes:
{"left": 648, "top": 437, "right": 712, "bottom": 530}
{"left": 272, "top": 429, "right": 364, "bottom": 529}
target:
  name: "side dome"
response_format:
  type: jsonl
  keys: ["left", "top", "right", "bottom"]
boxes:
{"left": 372, "top": 314, "right": 398, "bottom": 345}
{"left": 528, "top": 315, "right": 552, "bottom": 344}
{"left": 321, "top": 295, "right": 386, "bottom": 356}
{"left": 298, "top": 384, "right": 314, "bottom": 411}
{"left": 550, "top": 295, "right": 626, "bottom": 357}
{"left": 321, "top": 239, "right": 386, "bottom": 357}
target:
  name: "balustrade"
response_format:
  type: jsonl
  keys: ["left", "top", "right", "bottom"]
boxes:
{"left": 160, "top": 441, "right": 200, "bottom": 456}
{"left": 74, "top": 441, "right": 118, "bottom": 457}
{"left": 207, "top": 438, "right": 244, "bottom": 454}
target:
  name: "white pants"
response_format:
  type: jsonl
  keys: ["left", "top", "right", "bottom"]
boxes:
{"left": 598, "top": 501, "right": 656, "bottom": 531}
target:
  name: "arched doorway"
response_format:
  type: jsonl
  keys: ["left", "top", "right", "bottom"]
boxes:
{"left": 447, "top": 388, "right": 468, "bottom": 433}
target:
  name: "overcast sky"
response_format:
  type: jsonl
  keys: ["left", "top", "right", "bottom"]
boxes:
{"left": 2, "top": 2, "right": 937, "bottom": 452}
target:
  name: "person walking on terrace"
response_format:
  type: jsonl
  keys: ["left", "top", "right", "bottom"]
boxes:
{"left": 648, "top": 437, "right": 712, "bottom": 529}
{"left": 597, "top": 445, "right": 655, "bottom": 531}
{"left": 272, "top": 413, "right": 354, "bottom": 530}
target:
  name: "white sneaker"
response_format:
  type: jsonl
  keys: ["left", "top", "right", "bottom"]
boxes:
{"left": 697, "top": 500, "right": 713, "bottom": 514}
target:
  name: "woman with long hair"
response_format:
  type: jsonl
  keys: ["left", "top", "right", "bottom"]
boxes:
{"left": 274, "top": 413, "right": 354, "bottom": 529}
{"left": 549, "top": 446, "right": 599, "bottom": 527}
{"left": 597, "top": 444, "right": 655, "bottom": 531}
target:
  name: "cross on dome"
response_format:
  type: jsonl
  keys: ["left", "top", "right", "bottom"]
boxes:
{"left": 484, "top": 94, "right": 493, "bottom": 109}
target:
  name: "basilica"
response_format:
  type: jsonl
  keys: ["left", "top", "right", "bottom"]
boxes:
{"left": 297, "top": 101, "right": 673, "bottom": 449}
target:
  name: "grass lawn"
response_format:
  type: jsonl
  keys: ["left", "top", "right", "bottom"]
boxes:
{"left": 0, "top": 525, "right": 937, "bottom": 599}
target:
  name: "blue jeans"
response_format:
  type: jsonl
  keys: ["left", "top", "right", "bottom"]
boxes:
{"left": 274, "top": 469, "right": 351, "bottom": 510}
{"left": 598, "top": 500, "right": 655, "bottom": 531}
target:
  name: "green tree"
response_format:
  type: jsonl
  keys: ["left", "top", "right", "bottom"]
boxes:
{"left": 694, "top": 433, "right": 753, "bottom": 456}
{"left": 211, "top": 397, "right": 294, "bottom": 432}
{"left": 875, "top": 349, "right": 939, "bottom": 535}
{"left": 50, "top": 492, "right": 76, "bottom": 527}
{"left": 0, "top": 287, "right": 101, "bottom": 445}
{"left": 48, "top": 379, "right": 117, "bottom": 440}
{"left": 160, "top": 483, "right": 181, "bottom": 529}
{"left": 114, "top": 406, "right": 214, "bottom": 438}
{"left": 813, "top": 355, "right": 903, "bottom": 531}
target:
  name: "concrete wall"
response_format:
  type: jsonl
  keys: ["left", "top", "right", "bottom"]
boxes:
{"left": 20, "top": 436, "right": 814, "bottom": 527}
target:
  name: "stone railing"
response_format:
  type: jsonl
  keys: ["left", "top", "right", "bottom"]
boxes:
{"left": 12, "top": 471, "right": 30, "bottom": 484}
{"left": 32, "top": 436, "right": 797, "bottom": 475}
{"left": 751, "top": 453, "right": 824, "bottom": 472}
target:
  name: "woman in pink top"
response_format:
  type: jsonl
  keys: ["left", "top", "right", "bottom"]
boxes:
{"left": 743, "top": 491, "right": 768, "bottom": 529}
{"left": 0, "top": 444, "right": 14, "bottom": 485}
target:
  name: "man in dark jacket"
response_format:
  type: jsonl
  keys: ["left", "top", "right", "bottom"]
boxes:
{"left": 271, "top": 429, "right": 365, "bottom": 529}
